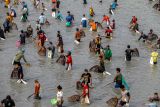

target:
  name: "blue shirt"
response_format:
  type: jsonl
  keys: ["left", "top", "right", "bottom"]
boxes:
{"left": 66, "top": 15, "right": 73, "bottom": 23}
{"left": 81, "top": 17, "right": 87, "bottom": 27}
{"left": 111, "top": 2, "right": 117, "bottom": 9}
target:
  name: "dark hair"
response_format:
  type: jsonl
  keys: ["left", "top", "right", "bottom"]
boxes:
{"left": 76, "top": 28, "right": 79, "bottom": 31}
{"left": 57, "top": 31, "right": 60, "bottom": 33}
{"left": 83, "top": 14, "right": 85, "bottom": 17}
{"left": 67, "top": 11, "right": 70, "bottom": 14}
{"left": 68, "top": 51, "right": 71, "bottom": 55}
{"left": 57, "top": 85, "right": 62, "bottom": 90}
{"left": 84, "top": 69, "right": 88, "bottom": 72}
{"left": 154, "top": 93, "right": 158, "bottom": 95}
{"left": 21, "top": 30, "right": 24, "bottom": 33}
{"left": 35, "top": 80, "right": 39, "bottom": 83}
{"left": 48, "top": 47, "right": 52, "bottom": 50}
{"left": 116, "top": 68, "right": 121, "bottom": 72}
{"left": 49, "top": 41, "right": 53, "bottom": 44}
{"left": 120, "top": 85, "right": 125, "bottom": 89}
{"left": 127, "top": 45, "right": 130, "bottom": 48}
{"left": 6, "top": 95, "right": 11, "bottom": 100}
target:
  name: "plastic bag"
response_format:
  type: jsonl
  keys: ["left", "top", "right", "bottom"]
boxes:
{"left": 150, "top": 57, "right": 153, "bottom": 65}
{"left": 48, "top": 51, "right": 52, "bottom": 58}
{"left": 74, "top": 40, "right": 80, "bottom": 45}
{"left": 52, "top": 12, "right": 56, "bottom": 18}
{"left": 67, "top": 64, "right": 72, "bottom": 71}
{"left": 84, "top": 96, "right": 90, "bottom": 104}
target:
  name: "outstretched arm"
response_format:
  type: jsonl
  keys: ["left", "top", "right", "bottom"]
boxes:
{"left": 22, "top": 55, "right": 27, "bottom": 63}
{"left": 56, "top": 56, "right": 61, "bottom": 62}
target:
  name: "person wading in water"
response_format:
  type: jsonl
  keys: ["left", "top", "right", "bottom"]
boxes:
{"left": 66, "top": 51, "right": 72, "bottom": 71}
{"left": 114, "top": 68, "right": 122, "bottom": 88}
{"left": 57, "top": 31, "right": 64, "bottom": 53}
{"left": 125, "top": 45, "right": 133, "bottom": 61}
{"left": 1, "top": 95, "right": 15, "bottom": 107}
{"left": 56, "top": 85, "right": 63, "bottom": 107}
{"left": 34, "top": 80, "right": 41, "bottom": 99}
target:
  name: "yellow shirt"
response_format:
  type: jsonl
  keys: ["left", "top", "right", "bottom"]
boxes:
{"left": 151, "top": 52, "right": 158, "bottom": 62}
{"left": 89, "top": 8, "right": 94, "bottom": 16}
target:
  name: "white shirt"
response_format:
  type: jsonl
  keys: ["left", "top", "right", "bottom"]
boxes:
{"left": 148, "top": 102, "right": 157, "bottom": 107}
{"left": 121, "top": 90, "right": 129, "bottom": 102}
{"left": 22, "top": 8, "right": 27, "bottom": 14}
{"left": 57, "top": 91, "right": 63, "bottom": 101}
{"left": 81, "top": 17, "right": 87, "bottom": 22}
{"left": 39, "top": 15, "right": 46, "bottom": 24}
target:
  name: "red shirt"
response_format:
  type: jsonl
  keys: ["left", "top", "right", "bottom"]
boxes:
{"left": 82, "top": 84, "right": 89, "bottom": 97}
{"left": 52, "top": 0, "right": 56, "bottom": 3}
{"left": 105, "top": 29, "right": 112, "bottom": 34}
{"left": 39, "top": 33, "right": 46, "bottom": 45}
{"left": 66, "top": 55, "right": 72, "bottom": 65}
{"left": 131, "top": 17, "right": 137, "bottom": 24}
{"left": 102, "top": 16, "right": 110, "bottom": 22}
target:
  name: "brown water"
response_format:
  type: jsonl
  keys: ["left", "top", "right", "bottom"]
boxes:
{"left": 0, "top": 0, "right": 160, "bottom": 107}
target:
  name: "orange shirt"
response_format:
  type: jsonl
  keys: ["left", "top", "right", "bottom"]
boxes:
{"left": 10, "top": 15, "right": 13, "bottom": 22}
{"left": 35, "top": 83, "right": 40, "bottom": 95}
{"left": 75, "top": 31, "right": 81, "bottom": 40}
{"left": 5, "top": 0, "right": 10, "bottom": 4}
{"left": 90, "top": 22, "right": 97, "bottom": 31}
{"left": 6, "top": 15, "right": 12, "bottom": 22}
{"left": 52, "top": 0, "right": 56, "bottom": 3}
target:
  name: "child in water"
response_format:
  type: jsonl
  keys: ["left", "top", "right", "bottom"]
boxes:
{"left": 66, "top": 51, "right": 72, "bottom": 71}
{"left": 57, "top": 85, "right": 63, "bottom": 107}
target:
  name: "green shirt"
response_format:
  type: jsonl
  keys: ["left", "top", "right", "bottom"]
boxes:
{"left": 115, "top": 73, "right": 122, "bottom": 84}
{"left": 14, "top": 51, "right": 27, "bottom": 63}
{"left": 104, "top": 48, "right": 112, "bottom": 60}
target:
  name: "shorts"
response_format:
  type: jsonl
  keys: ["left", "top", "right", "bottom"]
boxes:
{"left": 154, "top": 62, "right": 157, "bottom": 64}
{"left": 13, "top": 61, "right": 21, "bottom": 66}
{"left": 126, "top": 56, "right": 131, "bottom": 61}
{"left": 107, "top": 33, "right": 111, "bottom": 37}
{"left": 119, "top": 100, "right": 127, "bottom": 106}
{"left": 92, "top": 29, "right": 97, "bottom": 32}
{"left": 115, "top": 83, "right": 122, "bottom": 88}
{"left": 96, "top": 48, "right": 100, "bottom": 54}
{"left": 18, "top": 71, "right": 23, "bottom": 79}
{"left": 77, "top": 39, "right": 80, "bottom": 42}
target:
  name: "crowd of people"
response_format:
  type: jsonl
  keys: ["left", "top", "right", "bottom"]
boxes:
{"left": 0, "top": 0, "right": 160, "bottom": 107}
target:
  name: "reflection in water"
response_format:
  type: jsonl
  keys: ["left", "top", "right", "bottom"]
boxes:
{"left": 33, "top": 100, "right": 41, "bottom": 107}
